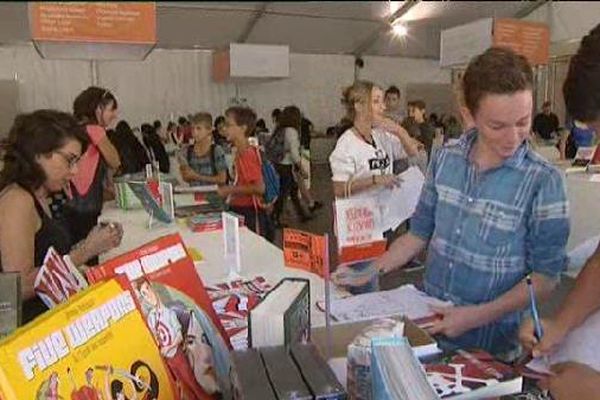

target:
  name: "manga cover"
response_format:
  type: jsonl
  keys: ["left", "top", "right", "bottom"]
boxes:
{"left": 205, "top": 276, "right": 272, "bottom": 349}
{"left": 425, "top": 349, "right": 523, "bottom": 398}
{"left": 0, "top": 280, "right": 177, "bottom": 400}
{"left": 87, "top": 233, "right": 232, "bottom": 399}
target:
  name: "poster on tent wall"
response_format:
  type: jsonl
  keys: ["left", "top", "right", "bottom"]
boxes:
{"left": 29, "top": 2, "right": 156, "bottom": 43}
{"left": 493, "top": 19, "right": 550, "bottom": 65}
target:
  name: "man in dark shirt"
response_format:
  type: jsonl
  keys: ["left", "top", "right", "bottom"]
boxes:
{"left": 533, "top": 101, "right": 559, "bottom": 140}
{"left": 409, "top": 100, "right": 435, "bottom": 159}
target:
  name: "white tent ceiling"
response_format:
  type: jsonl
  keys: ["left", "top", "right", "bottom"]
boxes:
{"left": 0, "top": 1, "right": 544, "bottom": 59}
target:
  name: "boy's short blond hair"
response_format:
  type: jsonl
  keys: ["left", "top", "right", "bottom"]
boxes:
{"left": 190, "top": 112, "right": 212, "bottom": 128}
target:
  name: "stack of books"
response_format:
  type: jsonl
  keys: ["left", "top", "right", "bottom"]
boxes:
{"left": 230, "top": 343, "right": 347, "bottom": 400}
{"left": 187, "top": 211, "right": 245, "bottom": 233}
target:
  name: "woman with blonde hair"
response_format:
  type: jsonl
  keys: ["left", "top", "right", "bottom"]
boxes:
{"left": 329, "top": 80, "right": 419, "bottom": 199}
{"left": 329, "top": 81, "right": 420, "bottom": 294}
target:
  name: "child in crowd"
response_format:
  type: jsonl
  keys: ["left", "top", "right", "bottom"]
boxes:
{"left": 217, "top": 107, "right": 269, "bottom": 238}
{"left": 180, "top": 113, "right": 228, "bottom": 186}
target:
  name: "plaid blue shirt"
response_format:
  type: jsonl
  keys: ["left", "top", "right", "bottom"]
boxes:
{"left": 411, "top": 130, "right": 570, "bottom": 356}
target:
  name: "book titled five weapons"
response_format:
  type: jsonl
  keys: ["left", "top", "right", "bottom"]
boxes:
{"left": 0, "top": 280, "right": 177, "bottom": 400}
{"left": 86, "top": 233, "right": 233, "bottom": 399}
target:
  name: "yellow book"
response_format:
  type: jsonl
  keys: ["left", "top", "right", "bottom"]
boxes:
{"left": 0, "top": 279, "right": 178, "bottom": 400}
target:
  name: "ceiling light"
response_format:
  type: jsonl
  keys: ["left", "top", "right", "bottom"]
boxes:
{"left": 391, "top": 20, "right": 407, "bottom": 37}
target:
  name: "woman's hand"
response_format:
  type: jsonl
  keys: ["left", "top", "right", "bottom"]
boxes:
{"left": 84, "top": 223, "right": 123, "bottom": 257}
{"left": 375, "top": 174, "right": 402, "bottom": 189}
{"left": 373, "top": 115, "right": 400, "bottom": 133}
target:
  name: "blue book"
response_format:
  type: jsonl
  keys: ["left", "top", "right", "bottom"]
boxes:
{"left": 371, "top": 336, "right": 439, "bottom": 400}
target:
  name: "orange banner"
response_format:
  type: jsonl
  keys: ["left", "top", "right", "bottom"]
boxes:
{"left": 338, "top": 240, "right": 387, "bottom": 265}
{"left": 493, "top": 18, "right": 549, "bottom": 65}
{"left": 29, "top": 2, "right": 156, "bottom": 44}
{"left": 283, "top": 229, "right": 328, "bottom": 278}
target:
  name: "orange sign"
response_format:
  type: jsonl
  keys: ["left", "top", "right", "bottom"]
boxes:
{"left": 29, "top": 2, "right": 156, "bottom": 44}
{"left": 283, "top": 229, "right": 328, "bottom": 278}
{"left": 493, "top": 18, "right": 549, "bottom": 65}
{"left": 212, "top": 49, "right": 230, "bottom": 82}
{"left": 338, "top": 240, "right": 387, "bottom": 265}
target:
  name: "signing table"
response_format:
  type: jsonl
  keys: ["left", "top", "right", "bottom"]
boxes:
{"left": 99, "top": 201, "right": 329, "bottom": 327}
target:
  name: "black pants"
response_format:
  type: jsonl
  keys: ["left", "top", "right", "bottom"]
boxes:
{"left": 229, "top": 206, "right": 273, "bottom": 242}
{"left": 273, "top": 164, "right": 308, "bottom": 223}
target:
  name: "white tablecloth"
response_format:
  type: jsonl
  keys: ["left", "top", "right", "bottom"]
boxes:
{"left": 100, "top": 202, "right": 329, "bottom": 327}
{"left": 534, "top": 146, "right": 600, "bottom": 275}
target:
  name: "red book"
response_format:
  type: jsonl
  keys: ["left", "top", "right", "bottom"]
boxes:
{"left": 425, "top": 349, "right": 523, "bottom": 398}
{"left": 34, "top": 247, "right": 88, "bottom": 308}
{"left": 86, "top": 233, "right": 232, "bottom": 400}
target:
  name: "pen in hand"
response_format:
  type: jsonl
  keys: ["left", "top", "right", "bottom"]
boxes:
{"left": 526, "top": 274, "right": 553, "bottom": 374}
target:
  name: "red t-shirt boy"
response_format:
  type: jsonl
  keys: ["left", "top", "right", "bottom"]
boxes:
{"left": 217, "top": 107, "right": 267, "bottom": 237}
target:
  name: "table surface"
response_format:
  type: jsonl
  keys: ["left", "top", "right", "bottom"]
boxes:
{"left": 100, "top": 201, "right": 330, "bottom": 327}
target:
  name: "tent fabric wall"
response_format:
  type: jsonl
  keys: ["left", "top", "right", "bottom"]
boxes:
{"left": 525, "top": 1, "right": 600, "bottom": 44}
{"left": 0, "top": 45, "right": 91, "bottom": 116}
{"left": 0, "top": 44, "right": 450, "bottom": 131}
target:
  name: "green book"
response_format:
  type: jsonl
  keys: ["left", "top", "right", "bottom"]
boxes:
{"left": 260, "top": 346, "right": 312, "bottom": 400}
{"left": 230, "top": 348, "right": 277, "bottom": 400}
{"left": 248, "top": 278, "right": 310, "bottom": 348}
{"left": 0, "top": 273, "right": 21, "bottom": 338}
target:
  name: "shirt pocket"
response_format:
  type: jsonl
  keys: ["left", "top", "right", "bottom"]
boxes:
{"left": 478, "top": 202, "right": 522, "bottom": 246}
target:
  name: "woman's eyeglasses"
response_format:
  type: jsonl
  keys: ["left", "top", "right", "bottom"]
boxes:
{"left": 55, "top": 151, "right": 82, "bottom": 169}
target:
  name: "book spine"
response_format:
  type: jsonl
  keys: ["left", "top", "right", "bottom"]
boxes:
{"left": 284, "top": 279, "right": 311, "bottom": 347}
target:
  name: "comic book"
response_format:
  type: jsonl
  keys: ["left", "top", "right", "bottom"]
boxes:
{"left": 86, "top": 233, "right": 232, "bottom": 399}
{"left": 34, "top": 247, "right": 88, "bottom": 309}
{"left": 425, "top": 349, "right": 523, "bottom": 399}
{"left": 205, "top": 276, "right": 272, "bottom": 349}
{"left": 0, "top": 280, "right": 177, "bottom": 400}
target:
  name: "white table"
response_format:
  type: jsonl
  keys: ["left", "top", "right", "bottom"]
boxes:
{"left": 100, "top": 202, "right": 329, "bottom": 327}
{"left": 534, "top": 146, "right": 600, "bottom": 275}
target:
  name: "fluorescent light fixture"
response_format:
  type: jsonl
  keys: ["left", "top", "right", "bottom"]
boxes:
{"left": 391, "top": 19, "right": 408, "bottom": 37}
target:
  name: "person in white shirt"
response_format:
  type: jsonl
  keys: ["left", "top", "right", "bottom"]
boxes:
{"left": 329, "top": 80, "right": 420, "bottom": 199}
{"left": 329, "top": 81, "right": 420, "bottom": 294}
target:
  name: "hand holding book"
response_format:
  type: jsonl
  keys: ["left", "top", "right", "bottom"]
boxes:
{"left": 331, "top": 263, "right": 378, "bottom": 287}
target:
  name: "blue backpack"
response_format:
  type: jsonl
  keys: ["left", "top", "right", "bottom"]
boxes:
{"left": 255, "top": 148, "right": 280, "bottom": 207}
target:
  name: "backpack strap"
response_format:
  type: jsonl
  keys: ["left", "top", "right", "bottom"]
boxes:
{"left": 186, "top": 144, "right": 193, "bottom": 164}
{"left": 209, "top": 143, "right": 217, "bottom": 175}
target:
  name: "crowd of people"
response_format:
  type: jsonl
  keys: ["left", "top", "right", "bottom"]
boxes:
{"left": 1, "top": 20, "right": 599, "bottom": 400}
{"left": 0, "top": 88, "right": 326, "bottom": 323}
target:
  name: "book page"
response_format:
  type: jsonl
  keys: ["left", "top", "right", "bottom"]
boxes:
{"left": 330, "top": 284, "right": 451, "bottom": 323}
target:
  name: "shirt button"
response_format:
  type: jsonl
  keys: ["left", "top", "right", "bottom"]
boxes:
{"left": 455, "top": 229, "right": 461, "bottom": 235}
{"left": 448, "top": 262, "right": 454, "bottom": 269}
{"left": 467, "top": 197, "right": 474, "bottom": 203}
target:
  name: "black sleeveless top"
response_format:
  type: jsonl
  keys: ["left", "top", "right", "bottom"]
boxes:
{"left": 0, "top": 192, "right": 73, "bottom": 323}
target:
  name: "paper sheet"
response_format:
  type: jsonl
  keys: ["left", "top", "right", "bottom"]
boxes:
{"left": 330, "top": 284, "right": 451, "bottom": 324}
{"left": 378, "top": 166, "right": 425, "bottom": 232}
{"left": 527, "top": 309, "right": 600, "bottom": 374}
